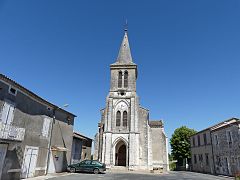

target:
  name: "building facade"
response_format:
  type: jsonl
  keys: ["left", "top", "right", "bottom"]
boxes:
{"left": 71, "top": 132, "right": 92, "bottom": 164}
{"left": 190, "top": 129, "right": 214, "bottom": 174}
{"left": 190, "top": 118, "right": 240, "bottom": 177}
{"left": 0, "top": 74, "right": 76, "bottom": 180}
{"left": 94, "top": 30, "right": 169, "bottom": 171}
{"left": 211, "top": 118, "right": 240, "bottom": 176}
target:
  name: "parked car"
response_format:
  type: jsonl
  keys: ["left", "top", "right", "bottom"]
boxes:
{"left": 67, "top": 160, "right": 106, "bottom": 174}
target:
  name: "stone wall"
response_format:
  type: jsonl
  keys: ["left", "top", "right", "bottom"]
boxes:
{"left": 190, "top": 129, "right": 214, "bottom": 174}
{"left": 138, "top": 107, "right": 149, "bottom": 169}
{"left": 151, "top": 127, "right": 168, "bottom": 171}
{"left": 212, "top": 124, "right": 240, "bottom": 176}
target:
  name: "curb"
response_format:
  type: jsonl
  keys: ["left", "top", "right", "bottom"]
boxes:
{"left": 23, "top": 172, "right": 71, "bottom": 180}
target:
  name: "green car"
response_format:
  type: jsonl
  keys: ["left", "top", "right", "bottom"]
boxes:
{"left": 67, "top": 160, "right": 106, "bottom": 174}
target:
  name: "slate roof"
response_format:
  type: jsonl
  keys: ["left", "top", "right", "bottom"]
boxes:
{"left": 112, "top": 30, "right": 136, "bottom": 65}
{"left": 0, "top": 73, "right": 76, "bottom": 117}
{"left": 189, "top": 117, "right": 239, "bottom": 137}
{"left": 73, "top": 131, "right": 92, "bottom": 141}
{"left": 149, "top": 120, "right": 164, "bottom": 128}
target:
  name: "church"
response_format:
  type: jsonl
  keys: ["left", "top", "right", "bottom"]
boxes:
{"left": 94, "top": 29, "right": 169, "bottom": 172}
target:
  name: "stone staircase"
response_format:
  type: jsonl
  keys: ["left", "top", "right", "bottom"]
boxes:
{"left": 108, "top": 166, "right": 129, "bottom": 173}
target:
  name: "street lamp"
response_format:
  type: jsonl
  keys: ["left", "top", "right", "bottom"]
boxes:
{"left": 45, "top": 104, "right": 69, "bottom": 175}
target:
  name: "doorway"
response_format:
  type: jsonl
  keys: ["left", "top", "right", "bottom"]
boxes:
{"left": 0, "top": 144, "right": 8, "bottom": 179}
{"left": 21, "top": 146, "right": 39, "bottom": 178}
{"left": 115, "top": 141, "right": 126, "bottom": 166}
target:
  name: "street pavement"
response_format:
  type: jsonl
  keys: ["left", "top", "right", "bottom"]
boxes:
{"left": 49, "top": 171, "right": 233, "bottom": 180}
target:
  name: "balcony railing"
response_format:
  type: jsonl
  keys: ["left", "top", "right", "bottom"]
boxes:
{"left": 0, "top": 122, "right": 25, "bottom": 141}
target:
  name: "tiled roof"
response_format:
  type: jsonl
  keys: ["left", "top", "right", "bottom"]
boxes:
{"left": 73, "top": 131, "right": 92, "bottom": 140}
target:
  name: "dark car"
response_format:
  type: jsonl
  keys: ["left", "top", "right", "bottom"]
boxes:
{"left": 67, "top": 160, "right": 106, "bottom": 174}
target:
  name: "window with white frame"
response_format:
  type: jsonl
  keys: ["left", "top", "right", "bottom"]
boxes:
{"left": 42, "top": 118, "right": 51, "bottom": 137}
{"left": 8, "top": 86, "right": 17, "bottom": 96}
{"left": 0, "top": 100, "right": 15, "bottom": 125}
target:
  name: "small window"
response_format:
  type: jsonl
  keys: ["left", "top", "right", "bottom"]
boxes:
{"left": 194, "top": 154, "right": 197, "bottom": 164}
{"left": 216, "top": 156, "right": 220, "bottom": 166}
{"left": 205, "top": 153, "right": 209, "bottom": 166}
{"left": 214, "top": 134, "right": 219, "bottom": 146}
{"left": 226, "top": 131, "right": 233, "bottom": 147}
{"left": 238, "top": 157, "right": 240, "bottom": 168}
{"left": 116, "top": 111, "right": 121, "bottom": 126}
{"left": 123, "top": 111, "right": 127, "bottom": 127}
{"left": 231, "top": 156, "right": 235, "bottom": 164}
{"left": 199, "top": 154, "right": 203, "bottom": 162}
{"left": 118, "top": 71, "right": 122, "bottom": 88}
{"left": 203, "top": 133, "right": 207, "bottom": 145}
{"left": 193, "top": 137, "right": 196, "bottom": 147}
{"left": 8, "top": 86, "right": 17, "bottom": 96}
{"left": 198, "top": 135, "right": 201, "bottom": 146}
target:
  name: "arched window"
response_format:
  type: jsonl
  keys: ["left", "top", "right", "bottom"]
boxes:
{"left": 116, "top": 111, "right": 121, "bottom": 126}
{"left": 124, "top": 71, "right": 128, "bottom": 88}
{"left": 118, "top": 71, "right": 122, "bottom": 88}
{"left": 123, "top": 111, "right": 127, "bottom": 127}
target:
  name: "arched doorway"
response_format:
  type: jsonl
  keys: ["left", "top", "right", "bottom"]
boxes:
{"left": 115, "top": 141, "right": 126, "bottom": 166}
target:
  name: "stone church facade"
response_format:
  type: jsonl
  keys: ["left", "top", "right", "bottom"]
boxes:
{"left": 94, "top": 30, "right": 169, "bottom": 171}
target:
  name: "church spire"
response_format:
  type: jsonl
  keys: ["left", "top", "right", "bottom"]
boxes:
{"left": 116, "top": 28, "right": 133, "bottom": 64}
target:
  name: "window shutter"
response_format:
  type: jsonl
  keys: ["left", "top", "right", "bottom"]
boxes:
{"left": 42, "top": 118, "right": 51, "bottom": 137}
{"left": 0, "top": 101, "right": 14, "bottom": 124}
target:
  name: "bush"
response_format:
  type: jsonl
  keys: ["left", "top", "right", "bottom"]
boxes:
{"left": 235, "top": 171, "right": 240, "bottom": 180}
{"left": 169, "top": 161, "right": 176, "bottom": 171}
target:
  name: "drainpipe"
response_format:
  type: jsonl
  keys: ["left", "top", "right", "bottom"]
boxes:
{"left": 45, "top": 109, "right": 56, "bottom": 175}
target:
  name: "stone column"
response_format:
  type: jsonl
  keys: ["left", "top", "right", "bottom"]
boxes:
{"left": 128, "top": 133, "right": 136, "bottom": 170}
{"left": 135, "top": 96, "right": 139, "bottom": 132}
{"left": 104, "top": 132, "right": 112, "bottom": 168}
{"left": 130, "top": 98, "right": 135, "bottom": 132}
{"left": 135, "top": 133, "right": 140, "bottom": 168}
{"left": 147, "top": 126, "right": 153, "bottom": 170}
{"left": 107, "top": 98, "right": 113, "bottom": 132}
{"left": 101, "top": 133, "right": 106, "bottom": 163}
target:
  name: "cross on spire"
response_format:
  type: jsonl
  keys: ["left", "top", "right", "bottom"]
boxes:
{"left": 124, "top": 19, "right": 128, "bottom": 32}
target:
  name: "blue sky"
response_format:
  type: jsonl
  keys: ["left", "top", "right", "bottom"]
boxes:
{"left": 0, "top": 0, "right": 240, "bottom": 143}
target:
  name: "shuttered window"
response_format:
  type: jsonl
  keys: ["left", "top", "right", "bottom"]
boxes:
{"left": 123, "top": 111, "right": 127, "bottom": 127}
{"left": 116, "top": 111, "right": 121, "bottom": 126}
{"left": 42, "top": 118, "right": 51, "bottom": 137}
{"left": 0, "top": 101, "right": 15, "bottom": 125}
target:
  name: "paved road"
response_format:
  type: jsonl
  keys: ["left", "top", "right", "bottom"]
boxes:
{"left": 49, "top": 171, "right": 232, "bottom": 180}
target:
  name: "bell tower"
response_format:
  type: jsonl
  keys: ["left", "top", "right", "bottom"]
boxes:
{"left": 94, "top": 28, "right": 169, "bottom": 172}
{"left": 101, "top": 29, "right": 140, "bottom": 169}
{"left": 110, "top": 29, "right": 137, "bottom": 94}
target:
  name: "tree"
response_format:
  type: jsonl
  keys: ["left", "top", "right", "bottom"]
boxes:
{"left": 170, "top": 126, "right": 197, "bottom": 166}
